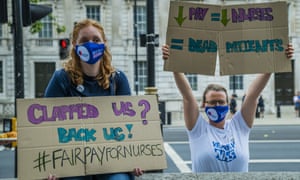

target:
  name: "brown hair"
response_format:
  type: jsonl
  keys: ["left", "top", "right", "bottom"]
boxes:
{"left": 202, "top": 84, "right": 229, "bottom": 107}
{"left": 64, "top": 19, "right": 114, "bottom": 89}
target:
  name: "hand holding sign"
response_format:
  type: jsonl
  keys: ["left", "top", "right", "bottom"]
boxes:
{"left": 17, "top": 95, "right": 167, "bottom": 179}
{"left": 165, "top": 1, "right": 290, "bottom": 75}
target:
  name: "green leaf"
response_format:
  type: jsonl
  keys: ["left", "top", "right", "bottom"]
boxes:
{"left": 29, "top": 21, "right": 43, "bottom": 34}
{"left": 56, "top": 25, "right": 66, "bottom": 34}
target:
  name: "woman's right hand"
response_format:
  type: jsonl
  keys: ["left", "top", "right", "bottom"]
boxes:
{"left": 162, "top": 44, "right": 170, "bottom": 60}
{"left": 285, "top": 43, "right": 294, "bottom": 59}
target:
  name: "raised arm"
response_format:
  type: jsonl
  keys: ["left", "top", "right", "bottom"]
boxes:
{"left": 162, "top": 45, "right": 199, "bottom": 130}
{"left": 241, "top": 44, "right": 294, "bottom": 128}
{"left": 241, "top": 73, "right": 271, "bottom": 128}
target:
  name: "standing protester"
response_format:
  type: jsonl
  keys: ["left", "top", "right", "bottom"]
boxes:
{"left": 161, "top": 44, "right": 294, "bottom": 172}
{"left": 293, "top": 91, "right": 300, "bottom": 117}
{"left": 230, "top": 94, "right": 238, "bottom": 115}
{"left": 257, "top": 95, "right": 265, "bottom": 118}
{"left": 45, "top": 19, "right": 143, "bottom": 180}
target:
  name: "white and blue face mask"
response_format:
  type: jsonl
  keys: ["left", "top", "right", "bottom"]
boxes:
{"left": 205, "top": 105, "right": 229, "bottom": 123}
{"left": 75, "top": 42, "right": 105, "bottom": 64}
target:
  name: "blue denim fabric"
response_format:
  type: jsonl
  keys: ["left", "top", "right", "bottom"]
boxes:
{"left": 95, "top": 173, "right": 134, "bottom": 180}
{"left": 60, "top": 175, "right": 93, "bottom": 180}
{"left": 61, "top": 173, "right": 134, "bottom": 180}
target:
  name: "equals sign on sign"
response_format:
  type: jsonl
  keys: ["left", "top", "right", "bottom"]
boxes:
{"left": 170, "top": 38, "right": 184, "bottom": 50}
{"left": 211, "top": 13, "right": 220, "bottom": 21}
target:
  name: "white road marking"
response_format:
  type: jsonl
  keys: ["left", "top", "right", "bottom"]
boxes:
{"left": 249, "top": 159, "right": 300, "bottom": 163}
{"left": 164, "top": 142, "right": 192, "bottom": 173}
{"left": 249, "top": 140, "right": 300, "bottom": 143}
{"left": 183, "top": 159, "right": 300, "bottom": 164}
{"left": 165, "top": 140, "right": 300, "bottom": 144}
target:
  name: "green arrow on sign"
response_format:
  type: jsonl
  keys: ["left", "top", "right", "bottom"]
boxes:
{"left": 221, "top": 9, "right": 230, "bottom": 26}
{"left": 174, "top": 6, "right": 186, "bottom": 27}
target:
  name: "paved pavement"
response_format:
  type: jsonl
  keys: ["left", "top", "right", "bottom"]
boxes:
{"left": 252, "top": 114, "right": 300, "bottom": 125}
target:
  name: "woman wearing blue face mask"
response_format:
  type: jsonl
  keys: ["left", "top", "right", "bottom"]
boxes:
{"left": 45, "top": 19, "right": 131, "bottom": 98}
{"left": 161, "top": 44, "right": 294, "bottom": 172}
{"left": 45, "top": 19, "right": 143, "bottom": 180}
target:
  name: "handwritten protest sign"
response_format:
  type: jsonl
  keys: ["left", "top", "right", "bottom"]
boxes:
{"left": 17, "top": 95, "right": 167, "bottom": 180}
{"left": 164, "top": 1, "right": 290, "bottom": 75}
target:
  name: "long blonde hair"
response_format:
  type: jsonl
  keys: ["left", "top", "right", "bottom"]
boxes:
{"left": 64, "top": 19, "right": 114, "bottom": 89}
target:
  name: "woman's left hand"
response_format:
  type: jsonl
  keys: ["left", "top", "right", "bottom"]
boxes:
{"left": 162, "top": 44, "right": 170, "bottom": 61}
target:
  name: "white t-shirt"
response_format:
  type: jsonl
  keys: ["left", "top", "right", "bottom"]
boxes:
{"left": 293, "top": 95, "right": 298, "bottom": 103}
{"left": 187, "top": 110, "right": 251, "bottom": 172}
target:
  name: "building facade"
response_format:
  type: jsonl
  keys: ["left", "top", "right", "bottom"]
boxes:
{"left": 0, "top": 0, "right": 299, "bottom": 121}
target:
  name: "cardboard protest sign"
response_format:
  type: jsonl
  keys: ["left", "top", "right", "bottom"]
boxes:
{"left": 164, "top": 1, "right": 290, "bottom": 75}
{"left": 17, "top": 95, "right": 167, "bottom": 180}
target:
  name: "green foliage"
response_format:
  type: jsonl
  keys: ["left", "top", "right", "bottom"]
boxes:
{"left": 56, "top": 25, "right": 66, "bottom": 34}
{"left": 49, "top": 14, "right": 66, "bottom": 34}
{"left": 29, "top": 16, "right": 66, "bottom": 34}
{"left": 29, "top": 21, "right": 43, "bottom": 34}
{"left": 29, "top": 0, "right": 66, "bottom": 34}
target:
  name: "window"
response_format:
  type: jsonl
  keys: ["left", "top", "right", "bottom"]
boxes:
{"left": 229, "top": 75, "right": 243, "bottom": 90}
{"left": 275, "top": 61, "right": 294, "bottom": 105}
{"left": 35, "top": 62, "right": 55, "bottom": 97}
{"left": 37, "top": 14, "right": 53, "bottom": 46}
{"left": 186, "top": 74, "right": 198, "bottom": 91}
{"left": 136, "top": 6, "right": 146, "bottom": 36}
{"left": 86, "top": 5, "right": 101, "bottom": 22}
{"left": 137, "top": 61, "right": 147, "bottom": 91}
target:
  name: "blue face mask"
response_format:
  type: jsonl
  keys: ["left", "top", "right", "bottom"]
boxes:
{"left": 75, "top": 42, "right": 105, "bottom": 64}
{"left": 205, "top": 105, "right": 229, "bottom": 123}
